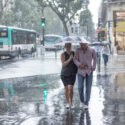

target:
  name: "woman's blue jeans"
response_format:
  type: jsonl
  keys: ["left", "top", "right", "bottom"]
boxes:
{"left": 103, "top": 54, "right": 108, "bottom": 66}
{"left": 78, "top": 72, "right": 93, "bottom": 105}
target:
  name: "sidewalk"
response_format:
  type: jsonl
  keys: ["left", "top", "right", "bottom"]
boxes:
{"left": 97, "top": 54, "right": 125, "bottom": 75}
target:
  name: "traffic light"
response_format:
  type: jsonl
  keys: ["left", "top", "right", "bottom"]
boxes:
{"left": 98, "top": 31, "right": 105, "bottom": 41}
{"left": 41, "top": 17, "right": 45, "bottom": 27}
{"left": 98, "top": 32, "right": 102, "bottom": 41}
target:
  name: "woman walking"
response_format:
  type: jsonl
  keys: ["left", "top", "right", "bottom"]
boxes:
{"left": 102, "top": 45, "right": 110, "bottom": 66}
{"left": 61, "top": 43, "right": 77, "bottom": 109}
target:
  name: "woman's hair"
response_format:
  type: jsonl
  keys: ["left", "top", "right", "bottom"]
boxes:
{"left": 65, "top": 43, "right": 71, "bottom": 47}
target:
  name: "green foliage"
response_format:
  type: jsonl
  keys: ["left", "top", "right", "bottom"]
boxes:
{"left": 37, "top": 0, "right": 82, "bottom": 35}
{"left": 44, "top": 7, "right": 63, "bottom": 34}
{"left": 0, "top": 0, "right": 94, "bottom": 36}
{"left": 0, "top": 0, "right": 63, "bottom": 34}
{"left": 80, "top": 8, "right": 95, "bottom": 37}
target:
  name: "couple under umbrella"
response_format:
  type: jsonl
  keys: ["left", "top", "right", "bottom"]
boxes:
{"left": 60, "top": 39, "right": 97, "bottom": 109}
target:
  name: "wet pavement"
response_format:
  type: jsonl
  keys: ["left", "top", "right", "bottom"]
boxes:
{"left": 0, "top": 53, "right": 125, "bottom": 125}
{"left": 0, "top": 51, "right": 62, "bottom": 79}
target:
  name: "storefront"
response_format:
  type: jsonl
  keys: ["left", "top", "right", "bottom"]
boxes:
{"left": 113, "top": 11, "right": 125, "bottom": 52}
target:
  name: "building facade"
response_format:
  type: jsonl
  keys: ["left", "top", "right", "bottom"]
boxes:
{"left": 99, "top": 0, "right": 125, "bottom": 54}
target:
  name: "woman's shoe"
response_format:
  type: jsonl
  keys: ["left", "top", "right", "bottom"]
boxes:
{"left": 66, "top": 104, "right": 70, "bottom": 109}
{"left": 70, "top": 104, "right": 75, "bottom": 109}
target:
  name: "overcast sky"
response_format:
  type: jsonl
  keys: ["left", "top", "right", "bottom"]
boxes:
{"left": 88, "top": 0, "right": 102, "bottom": 27}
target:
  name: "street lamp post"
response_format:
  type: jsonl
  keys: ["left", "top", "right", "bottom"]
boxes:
{"left": 41, "top": 17, "right": 45, "bottom": 46}
{"left": 41, "top": 4, "right": 46, "bottom": 46}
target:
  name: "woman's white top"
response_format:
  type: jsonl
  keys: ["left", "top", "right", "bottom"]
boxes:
{"left": 102, "top": 46, "right": 110, "bottom": 56}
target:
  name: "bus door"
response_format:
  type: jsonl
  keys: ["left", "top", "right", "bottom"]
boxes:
{"left": 0, "top": 27, "right": 9, "bottom": 51}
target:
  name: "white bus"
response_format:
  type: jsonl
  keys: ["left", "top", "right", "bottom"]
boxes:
{"left": 44, "top": 34, "right": 63, "bottom": 51}
{"left": 0, "top": 25, "right": 36, "bottom": 58}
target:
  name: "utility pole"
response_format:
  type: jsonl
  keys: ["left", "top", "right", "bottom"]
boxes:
{"left": 113, "top": 11, "right": 117, "bottom": 55}
{"left": 41, "top": 17, "right": 45, "bottom": 46}
{"left": 41, "top": 5, "right": 46, "bottom": 46}
{"left": 113, "top": 19, "right": 117, "bottom": 46}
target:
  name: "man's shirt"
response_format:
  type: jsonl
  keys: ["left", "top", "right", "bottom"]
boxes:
{"left": 73, "top": 47, "right": 97, "bottom": 77}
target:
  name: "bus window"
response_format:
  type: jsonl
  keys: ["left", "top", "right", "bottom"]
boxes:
{"left": 0, "top": 32, "right": 8, "bottom": 37}
{"left": 0, "top": 28, "right": 8, "bottom": 38}
{"left": 28, "top": 33, "right": 36, "bottom": 44}
{"left": 12, "top": 31, "right": 17, "bottom": 44}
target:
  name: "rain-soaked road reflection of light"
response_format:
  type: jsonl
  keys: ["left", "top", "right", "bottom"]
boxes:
{"left": 0, "top": 59, "right": 125, "bottom": 125}
{"left": 95, "top": 73, "right": 125, "bottom": 125}
{"left": 79, "top": 110, "right": 91, "bottom": 125}
{"left": 20, "top": 117, "right": 41, "bottom": 125}
{"left": 46, "top": 80, "right": 64, "bottom": 116}
{"left": 0, "top": 51, "right": 63, "bottom": 80}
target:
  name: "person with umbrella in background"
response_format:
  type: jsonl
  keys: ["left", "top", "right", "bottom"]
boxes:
{"left": 94, "top": 43, "right": 103, "bottom": 72}
{"left": 61, "top": 42, "right": 77, "bottom": 109}
{"left": 102, "top": 44, "right": 110, "bottom": 67}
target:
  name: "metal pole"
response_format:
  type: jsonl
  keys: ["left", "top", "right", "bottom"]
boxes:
{"left": 43, "top": 27, "right": 44, "bottom": 46}
{"left": 114, "top": 22, "right": 117, "bottom": 55}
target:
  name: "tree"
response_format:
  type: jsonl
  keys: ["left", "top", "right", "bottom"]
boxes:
{"left": 80, "top": 8, "right": 95, "bottom": 38}
{"left": 44, "top": 7, "right": 63, "bottom": 34}
{"left": 11, "top": 0, "right": 40, "bottom": 30}
{"left": 0, "top": 0, "right": 63, "bottom": 35}
{"left": 37, "top": 0, "right": 82, "bottom": 36}
{"left": 0, "top": 0, "right": 13, "bottom": 25}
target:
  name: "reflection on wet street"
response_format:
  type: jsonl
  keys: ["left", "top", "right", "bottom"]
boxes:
{"left": 0, "top": 54, "right": 125, "bottom": 125}
{"left": 0, "top": 72, "right": 125, "bottom": 125}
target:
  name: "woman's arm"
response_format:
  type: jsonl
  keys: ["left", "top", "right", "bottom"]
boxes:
{"left": 61, "top": 53, "right": 73, "bottom": 67}
{"left": 73, "top": 50, "right": 81, "bottom": 67}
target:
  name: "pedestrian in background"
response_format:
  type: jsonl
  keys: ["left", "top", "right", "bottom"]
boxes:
{"left": 94, "top": 44, "right": 103, "bottom": 64}
{"left": 74, "top": 42, "right": 97, "bottom": 109}
{"left": 61, "top": 43, "right": 77, "bottom": 109}
{"left": 109, "top": 40, "right": 112, "bottom": 54}
{"left": 94, "top": 44, "right": 103, "bottom": 72}
{"left": 102, "top": 44, "right": 110, "bottom": 66}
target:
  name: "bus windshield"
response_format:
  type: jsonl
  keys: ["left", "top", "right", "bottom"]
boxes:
{"left": 45, "top": 36, "right": 60, "bottom": 43}
{"left": 0, "top": 28, "right": 8, "bottom": 38}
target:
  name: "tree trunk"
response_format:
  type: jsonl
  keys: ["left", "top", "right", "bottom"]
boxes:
{"left": 62, "top": 20, "right": 69, "bottom": 36}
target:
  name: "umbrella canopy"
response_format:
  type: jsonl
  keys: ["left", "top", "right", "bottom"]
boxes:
{"left": 55, "top": 36, "right": 90, "bottom": 49}
{"left": 91, "top": 42, "right": 103, "bottom": 46}
{"left": 102, "top": 41, "right": 110, "bottom": 45}
{"left": 62, "top": 36, "right": 75, "bottom": 43}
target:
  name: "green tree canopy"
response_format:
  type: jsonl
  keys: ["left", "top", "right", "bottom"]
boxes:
{"left": 80, "top": 9, "right": 95, "bottom": 38}
{"left": 0, "top": 0, "right": 63, "bottom": 34}
{"left": 37, "top": 0, "right": 82, "bottom": 36}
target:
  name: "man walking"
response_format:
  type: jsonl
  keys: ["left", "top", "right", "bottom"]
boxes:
{"left": 74, "top": 41, "right": 97, "bottom": 109}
